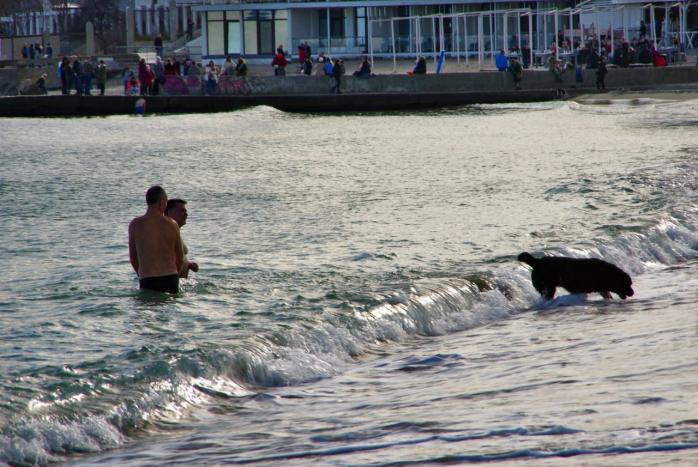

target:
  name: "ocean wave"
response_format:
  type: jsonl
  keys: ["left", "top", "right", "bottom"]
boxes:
{"left": 3, "top": 211, "right": 698, "bottom": 465}
{"left": 233, "top": 424, "right": 584, "bottom": 463}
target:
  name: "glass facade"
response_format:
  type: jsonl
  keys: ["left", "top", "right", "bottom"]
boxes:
{"left": 207, "top": 9, "right": 287, "bottom": 56}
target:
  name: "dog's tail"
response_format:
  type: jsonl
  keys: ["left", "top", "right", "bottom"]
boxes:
{"left": 517, "top": 252, "right": 537, "bottom": 266}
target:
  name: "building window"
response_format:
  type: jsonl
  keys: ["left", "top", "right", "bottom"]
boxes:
{"left": 320, "top": 9, "right": 345, "bottom": 39}
{"left": 275, "top": 10, "right": 288, "bottom": 50}
{"left": 227, "top": 11, "right": 241, "bottom": 55}
{"left": 243, "top": 11, "right": 258, "bottom": 55}
{"left": 356, "top": 7, "right": 367, "bottom": 47}
{"left": 242, "top": 10, "right": 287, "bottom": 55}
{"left": 207, "top": 11, "right": 224, "bottom": 56}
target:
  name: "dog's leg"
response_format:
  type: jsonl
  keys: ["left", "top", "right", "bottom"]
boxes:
{"left": 600, "top": 291, "right": 612, "bottom": 299}
{"left": 543, "top": 287, "right": 556, "bottom": 300}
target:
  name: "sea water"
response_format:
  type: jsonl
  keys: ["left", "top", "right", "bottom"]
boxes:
{"left": 1, "top": 99, "right": 697, "bottom": 466}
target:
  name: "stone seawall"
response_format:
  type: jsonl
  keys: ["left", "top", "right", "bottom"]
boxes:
{"left": 0, "top": 68, "right": 17, "bottom": 96}
{"left": 0, "top": 66, "right": 697, "bottom": 116}
{"left": 0, "top": 90, "right": 566, "bottom": 117}
{"left": 161, "top": 66, "right": 698, "bottom": 96}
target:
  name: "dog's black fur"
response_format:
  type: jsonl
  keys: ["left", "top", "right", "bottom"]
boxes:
{"left": 518, "top": 252, "right": 634, "bottom": 300}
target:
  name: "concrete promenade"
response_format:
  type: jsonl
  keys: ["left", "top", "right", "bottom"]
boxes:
{"left": 1, "top": 60, "right": 698, "bottom": 116}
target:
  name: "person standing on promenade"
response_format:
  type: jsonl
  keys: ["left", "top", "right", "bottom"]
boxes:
{"left": 596, "top": 56, "right": 608, "bottom": 91}
{"left": 272, "top": 47, "right": 288, "bottom": 76}
{"left": 71, "top": 56, "right": 82, "bottom": 95}
{"left": 548, "top": 54, "right": 563, "bottom": 84}
{"left": 507, "top": 55, "right": 523, "bottom": 89}
{"left": 164, "top": 58, "right": 177, "bottom": 76}
{"left": 138, "top": 58, "right": 148, "bottom": 95}
{"left": 330, "top": 58, "right": 344, "bottom": 94}
{"left": 81, "top": 57, "right": 94, "bottom": 96}
{"left": 495, "top": 49, "right": 508, "bottom": 71}
{"left": 152, "top": 57, "right": 165, "bottom": 95}
{"left": 129, "top": 186, "right": 184, "bottom": 294}
{"left": 95, "top": 60, "right": 107, "bottom": 96}
{"left": 59, "top": 56, "right": 71, "bottom": 95}
{"left": 297, "top": 41, "right": 307, "bottom": 73}
{"left": 165, "top": 199, "right": 199, "bottom": 278}
{"left": 323, "top": 57, "right": 334, "bottom": 76}
{"left": 154, "top": 34, "right": 164, "bottom": 59}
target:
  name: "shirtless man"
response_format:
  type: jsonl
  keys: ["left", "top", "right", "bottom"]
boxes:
{"left": 165, "top": 198, "right": 199, "bottom": 278}
{"left": 128, "top": 185, "right": 184, "bottom": 293}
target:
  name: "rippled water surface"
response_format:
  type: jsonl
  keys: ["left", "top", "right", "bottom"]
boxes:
{"left": 1, "top": 99, "right": 698, "bottom": 465}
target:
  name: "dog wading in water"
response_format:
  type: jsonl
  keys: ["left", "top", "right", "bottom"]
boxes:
{"left": 518, "top": 252, "right": 634, "bottom": 300}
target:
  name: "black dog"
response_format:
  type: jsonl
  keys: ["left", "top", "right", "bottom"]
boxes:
{"left": 518, "top": 252, "right": 634, "bottom": 300}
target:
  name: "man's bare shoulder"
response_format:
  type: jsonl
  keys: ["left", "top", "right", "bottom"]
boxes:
{"left": 129, "top": 215, "right": 147, "bottom": 230}
{"left": 161, "top": 216, "right": 180, "bottom": 230}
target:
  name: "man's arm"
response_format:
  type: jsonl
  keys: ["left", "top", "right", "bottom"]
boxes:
{"left": 128, "top": 221, "right": 139, "bottom": 275}
{"left": 174, "top": 225, "right": 185, "bottom": 275}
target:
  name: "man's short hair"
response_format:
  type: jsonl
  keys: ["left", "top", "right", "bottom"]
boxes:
{"left": 165, "top": 198, "right": 186, "bottom": 214}
{"left": 145, "top": 185, "right": 167, "bottom": 205}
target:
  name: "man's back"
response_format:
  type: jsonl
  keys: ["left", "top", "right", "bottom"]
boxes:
{"left": 129, "top": 214, "right": 182, "bottom": 279}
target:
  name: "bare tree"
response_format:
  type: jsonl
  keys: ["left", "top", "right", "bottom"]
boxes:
{"left": 77, "top": 0, "right": 123, "bottom": 53}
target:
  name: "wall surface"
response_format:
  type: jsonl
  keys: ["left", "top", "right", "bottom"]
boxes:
{"left": 0, "top": 68, "right": 18, "bottom": 96}
{"left": 1, "top": 65, "right": 697, "bottom": 116}
{"left": 165, "top": 66, "right": 698, "bottom": 96}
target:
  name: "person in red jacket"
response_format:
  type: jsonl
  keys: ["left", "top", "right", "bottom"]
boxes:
{"left": 272, "top": 47, "right": 288, "bottom": 76}
{"left": 138, "top": 58, "right": 149, "bottom": 95}
{"left": 297, "top": 42, "right": 307, "bottom": 69}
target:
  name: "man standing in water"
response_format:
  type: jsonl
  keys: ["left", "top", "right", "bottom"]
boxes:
{"left": 165, "top": 198, "right": 199, "bottom": 278}
{"left": 128, "top": 185, "right": 184, "bottom": 293}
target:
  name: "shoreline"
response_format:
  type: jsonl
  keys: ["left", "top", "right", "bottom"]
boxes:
{"left": 2, "top": 84, "right": 698, "bottom": 117}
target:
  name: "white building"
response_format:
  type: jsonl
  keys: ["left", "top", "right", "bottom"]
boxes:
{"left": 194, "top": 0, "right": 698, "bottom": 61}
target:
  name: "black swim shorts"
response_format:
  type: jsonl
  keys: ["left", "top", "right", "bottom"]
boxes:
{"left": 139, "top": 274, "right": 179, "bottom": 294}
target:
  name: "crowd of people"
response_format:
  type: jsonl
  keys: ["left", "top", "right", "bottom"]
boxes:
{"left": 267, "top": 43, "right": 379, "bottom": 93}
{"left": 57, "top": 56, "right": 108, "bottom": 95}
{"left": 120, "top": 55, "right": 249, "bottom": 96}
{"left": 493, "top": 20, "right": 685, "bottom": 92}
{"left": 21, "top": 42, "right": 53, "bottom": 61}
{"left": 35, "top": 22, "right": 689, "bottom": 98}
